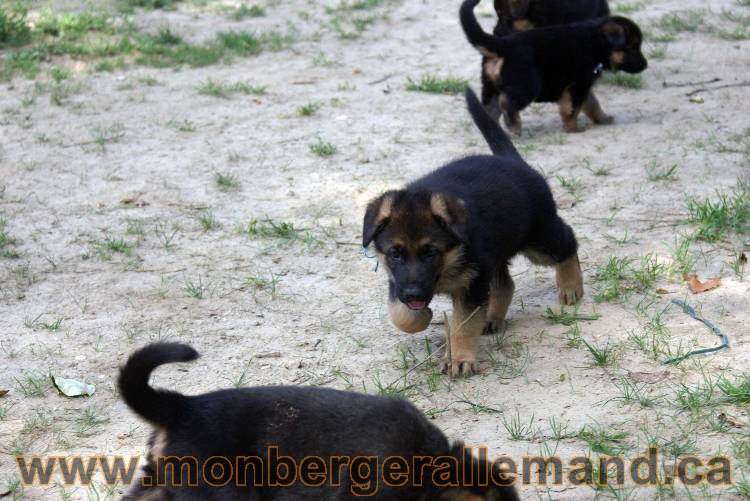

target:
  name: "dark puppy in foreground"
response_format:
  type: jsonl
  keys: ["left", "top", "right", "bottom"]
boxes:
{"left": 362, "top": 87, "right": 583, "bottom": 377}
{"left": 120, "top": 343, "right": 518, "bottom": 500}
{"left": 461, "top": 0, "right": 647, "bottom": 135}
{"left": 492, "top": 0, "right": 610, "bottom": 36}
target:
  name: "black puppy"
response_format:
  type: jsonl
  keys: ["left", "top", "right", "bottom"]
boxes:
{"left": 362, "top": 88, "right": 583, "bottom": 377}
{"left": 119, "top": 343, "right": 519, "bottom": 500}
{"left": 492, "top": 0, "right": 610, "bottom": 36}
{"left": 461, "top": 0, "right": 647, "bottom": 135}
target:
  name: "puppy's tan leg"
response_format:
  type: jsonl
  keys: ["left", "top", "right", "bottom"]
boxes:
{"left": 555, "top": 254, "right": 584, "bottom": 305}
{"left": 582, "top": 91, "right": 614, "bottom": 125}
{"left": 558, "top": 89, "right": 583, "bottom": 133}
{"left": 388, "top": 299, "right": 433, "bottom": 334}
{"left": 441, "top": 298, "right": 487, "bottom": 377}
{"left": 486, "top": 267, "right": 514, "bottom": 333}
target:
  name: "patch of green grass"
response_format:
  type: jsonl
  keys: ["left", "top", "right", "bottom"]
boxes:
{"left": 0, "top": 5, "right": 33, "bottom": 48}
{"left": 543, "top": 306, "right": 600, "bottom": 326}
{"left": 297, "top": 102, "right": 322, "bottom": 116}
{"left": 245, "top": 218, "right": 299, "bottom": 239}
{"left": 675, "top": 375, "right": 718, "bottom": 413}
{"left": 196, "top": 211, "right": 218, "bottom": 231}
{"left": 645, "top": 161, "right": 677, "bottom": 182}
{"left": 602, "top": 72, "right": 643, "bottom": 89}
{"left": 183, "top": 276, "right": 209, "bottom": 299}
{"left": 231, "top": 4, "right": 265, "bottom": 20}
{"left": 94, "top": 234, "right": 132, "bottom": 259}
{"left": 647, "top": 45, "right": 668, "bottom": 60}
{"left": 613, "top": 2, "right": 645, "bottom": 14}
{"left": 609, "top": 378, "right": 659, "bottom": 407}
{"left": 658, "top": 10, "right": 707, "bottom": 33}
{"left": 406, "top": 74, "right": 468, "bottom": 95}
{"left": 198, "top": 79, "right": 265, "bottom": 98}
{"left": 717, "top": 374, "right": 750, "bottom": 404}
{"left": 593, "top": 256, "right": 632, "bottom": 302}
{"left": 242, "top": 274, "right": 280, "bottom": 299}
{"left": 578, "top": 426, "right": 628, "bottom": 455}
{"left": 581, "top": 338, "right": 619, "bottom": 367}
{"left": 14, "top": 373, "right": 47, "bottom": 397}
{"left": 167, "top": 119, "right": 195, "bottom": 132}
{"left": 501, "top": 410, "right": 537, "bottom": 440}
{"left": 214, "top": 171, "right": 240, "bottom": 190}
{"left": 310, "top": 139, "right": 337, "bottom": 157}
{"left": 118, "top": 0, "right": 179, "bottom": 12}
{"left": 0, "top": 217, "right": 19, "bottom": 258}
{"left": 686, "top": 183, "right": 750, "bottom": 242}
{"left": 91, "top": 122, "right": 125, "bottom": 151}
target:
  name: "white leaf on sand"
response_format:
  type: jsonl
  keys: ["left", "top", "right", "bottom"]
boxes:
{"left": 51, "top": 376, "right": 95, "bottom": 397}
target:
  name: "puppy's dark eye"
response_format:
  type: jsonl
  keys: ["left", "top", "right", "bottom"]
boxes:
{"left": 421, "top": 245, "right": 441, "bottom": 259}
{"left": 387, "top": 246, "right": 404, "bottom": 261}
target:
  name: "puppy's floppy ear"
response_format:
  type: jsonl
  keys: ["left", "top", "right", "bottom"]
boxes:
{"left": 430, "top": 193, "right": 467, "bottom": 244}
{"left": 600, "top": 20, "right": 627, "bottom": 47}
{"left": 362, "top": 192, "right": 395, "bottom": 248}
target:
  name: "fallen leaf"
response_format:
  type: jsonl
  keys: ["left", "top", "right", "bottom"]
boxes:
{"left": 0, "top": 389, "right": 8, "bottom": 397}
{"left": 656, "top": 288, "right": 670, "bottom": 295}
{"left": 718, "top": 412, "right": 745, "bottom": 428}
{"left": 627, "top": 370, "right": 669, "bottom": 384}
{"left": 689, "top": 95, "right": 704, "bottom": 104}
{"left": 686, "top": 274, "right": 721, "bottom": 294}
{"left": 120, "top": 198, "right": 148, "bottom": 207}
{"left": 51, "top": 375, "right": 95, "bottom": 397}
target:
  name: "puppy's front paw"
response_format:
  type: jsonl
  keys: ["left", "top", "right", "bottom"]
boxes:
{"left": 562, "top": 121, "right": 582, "bottom": 133}
{"left": 441, "top": 356, "right": 478, "bottom": 378}
{"left": 556, "top": 255, "right": 584, "bottom": 305}
{"left": 595, "top": 114, "right": 614, "bottom": 125}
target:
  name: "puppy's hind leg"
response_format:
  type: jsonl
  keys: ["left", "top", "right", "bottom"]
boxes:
{"left": 524, "top": 217, "right": 583, "bottom": 306}
{"left": 558, "top": 88, "right": 584, "bottom": 133}
{"left": 481, "top": 68, "right": 502, "bottom": 122}
{"left": 499, "top": 93, "right": 523, "bottom": 136}
{"left": 582, "top": 91, "right": 614, "bottom": 125}
{"left": 486, "top": 265, "right": 514, "bottom": 334}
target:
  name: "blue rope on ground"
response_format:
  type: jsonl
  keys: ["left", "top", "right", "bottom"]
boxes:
{"left": 361, "top": 247, "right": 378, "bottom": 272}
{"left": 663, "top": 299, "right": 730, "bottom": 365}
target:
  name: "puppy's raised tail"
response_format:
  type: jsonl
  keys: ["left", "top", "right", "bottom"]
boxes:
{"left": 465, "top": 86, "right": 518, "bottom": 157}
{"left": 118, "top": 343, "right": 199, "bottom": 427}
{"left": 460, "top": 0, "right": 506, "bottom": 57}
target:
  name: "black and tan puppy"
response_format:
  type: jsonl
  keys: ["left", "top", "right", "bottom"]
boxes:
{"left": 489, "top": 0, "right": 610, "bottom": 129}
{"left": 461, "top": 0, "right": 647, "bottom": 135}
{"left": 362, "top": 87, "right": 583, "bottom": 377}
{"left": 120, "top": 343, "right": 519, "bottom": 500}
{"left": 492, "top": 0, "right": 610, "bottom": 36}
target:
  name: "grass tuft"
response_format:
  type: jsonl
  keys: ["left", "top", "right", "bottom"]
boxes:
{"left": 406, "top": 74, "right": 468, "bottom": 94}
{"left": 686, "top": 183, "right": 750, "bottom": 242}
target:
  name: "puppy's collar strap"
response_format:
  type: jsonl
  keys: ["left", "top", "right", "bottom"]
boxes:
{"left": 593, "top": 63, "right": 604, "bottom": 76}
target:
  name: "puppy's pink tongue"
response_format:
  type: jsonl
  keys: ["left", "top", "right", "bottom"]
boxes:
{"left": 407, "top": 301, "right": 427, "bottom": 311}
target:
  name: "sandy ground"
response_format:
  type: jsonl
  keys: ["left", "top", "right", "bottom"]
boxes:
{"left": 1, "top": 0, "right": 749, "bottom": 499}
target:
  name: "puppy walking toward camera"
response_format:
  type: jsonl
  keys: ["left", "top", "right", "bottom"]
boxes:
{"left": 461, "top": 0, "right": 647, "bottom": 135}
{"left": 119, "top": 343, "right": 519, "bottom": 500}
{"left": 362, "top": 87, "right": 583, "bottom": 377}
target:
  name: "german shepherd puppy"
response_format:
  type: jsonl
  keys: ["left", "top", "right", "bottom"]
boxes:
{"left": 362, "top": 87, "right": 583, "bottom": 377}
{"left": 461, "top": 0, "right": 647, "bottom": 135}
{"left": 119, "top": 343, "right": 519, "bottom": 500}
{"left": 492, "top": 0, "right": 610, "bottom": 36}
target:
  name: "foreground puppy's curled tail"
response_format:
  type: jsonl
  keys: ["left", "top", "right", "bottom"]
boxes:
{"left": 465, "top": 86, "right": 519, "bottom": 158}
{"left": 460, "top": 0, "right": 506, "bottom": 56}
{"left": 118, "top": 343, "right": 199, "bottom": 427}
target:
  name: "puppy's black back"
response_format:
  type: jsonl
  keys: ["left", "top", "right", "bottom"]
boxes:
{"left": 495, "top": 0, "right": 610, "bottom": 35}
